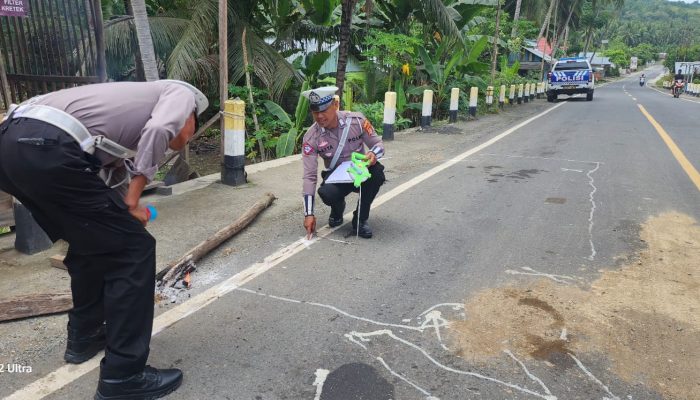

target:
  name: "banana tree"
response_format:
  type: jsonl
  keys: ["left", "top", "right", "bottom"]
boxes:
{"left": 417, "top": 36, "right": 490, "bottom": 118}
{"left": 264, "top": 51, "right": 331, "bottom": 158}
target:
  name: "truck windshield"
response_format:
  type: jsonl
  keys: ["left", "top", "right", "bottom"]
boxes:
{"left": 554, "top": 62, "right": 589, "bottom": 70}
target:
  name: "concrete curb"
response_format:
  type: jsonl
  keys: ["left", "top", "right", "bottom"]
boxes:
{"left": 144, "top": 154, "right": 303, "bottom": 202}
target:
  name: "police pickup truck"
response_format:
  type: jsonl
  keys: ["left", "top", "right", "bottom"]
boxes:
{"left": 546, "top": 58, "right": 594, "bottom": 102}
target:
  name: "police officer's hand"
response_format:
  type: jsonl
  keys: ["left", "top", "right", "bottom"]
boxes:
{"left": 129, "top": 206, "right": 150, "bottom": 226}
{"left": 365, "top": 151, "right": 377, "bottom": 166}
{"left": 304, "top": 215, "right": 316, "bottom": 238}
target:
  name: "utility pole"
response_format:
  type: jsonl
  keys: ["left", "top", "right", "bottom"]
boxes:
{"left": 219, "top": 0, "right": 228, "bottom": 163}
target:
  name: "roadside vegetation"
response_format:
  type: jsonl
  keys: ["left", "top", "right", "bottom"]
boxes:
{"left": 99, "top": 0, "right": 700, "bottom": 172}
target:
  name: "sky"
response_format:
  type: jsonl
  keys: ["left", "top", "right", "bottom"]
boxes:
{"left": 668, "top": 0, "right": 699, "bottom": 3}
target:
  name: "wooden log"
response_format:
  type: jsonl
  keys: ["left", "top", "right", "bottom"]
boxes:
{"left": 0, "top": 190, "right": 14, "bottom": 227}
{"left": 50, "top": 254, "right": 67, "bottom": 270}
{"left": 0, "top": 293, "right": 72, "bottom": 322}
{"left": 156, "top": 192, "right": 276, "bottom": 286}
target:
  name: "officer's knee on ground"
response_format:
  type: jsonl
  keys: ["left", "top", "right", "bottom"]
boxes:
{"left": 318, "top": 184, "right": 343, "bottom": 206}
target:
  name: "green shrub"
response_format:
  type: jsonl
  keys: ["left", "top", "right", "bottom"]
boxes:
{"left": 351, "top": 102, "right": 412, "bottom": 134}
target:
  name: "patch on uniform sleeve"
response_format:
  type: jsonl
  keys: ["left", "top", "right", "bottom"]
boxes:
{"left": 302, "top": 142, "right": 314, "bottom": 156}
{"left": 362, "top": 119, "right": 376, "bottom": 136}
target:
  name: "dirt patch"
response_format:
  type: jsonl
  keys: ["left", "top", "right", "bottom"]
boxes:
{"left": 450, "top": 212, "right": 700, "bottom": 400}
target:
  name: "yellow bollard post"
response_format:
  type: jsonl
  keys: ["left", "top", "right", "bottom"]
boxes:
{"left": 222, "top": 98, "right": 247, "bottom": 186}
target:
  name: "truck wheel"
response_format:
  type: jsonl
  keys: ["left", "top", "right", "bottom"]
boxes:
{"left": 547, "top": 93, "right": 555, "bottom": 103}
{"left": 586, "top": 91, "right": 594, "bottom": 101}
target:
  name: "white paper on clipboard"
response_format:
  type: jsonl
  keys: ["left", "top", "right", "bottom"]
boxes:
{"left": 324, "top": 161, "right": 354, "bottom": 184}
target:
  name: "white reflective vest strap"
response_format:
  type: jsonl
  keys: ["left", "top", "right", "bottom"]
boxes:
{"left": 10, "top": 105, "right": 136, "bottom": 159}
{"left": 93, "top": 135, "right": 137, "bottom": 159}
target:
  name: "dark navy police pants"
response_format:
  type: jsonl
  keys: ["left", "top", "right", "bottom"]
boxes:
{"left": 0, "top": 117, "right": 154, "bottom": 379}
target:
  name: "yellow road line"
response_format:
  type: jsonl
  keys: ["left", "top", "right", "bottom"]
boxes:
{"left": 637, "top": 104, "right": 700, "bottom": 191}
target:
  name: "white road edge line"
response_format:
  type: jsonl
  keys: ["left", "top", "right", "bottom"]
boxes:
{"left": 5, "top": 101, "right": 568, "bottom": 400}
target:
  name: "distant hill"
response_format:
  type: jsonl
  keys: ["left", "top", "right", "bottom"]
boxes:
{"left": 612, "top": 0, "right": 700, "bottom": 49}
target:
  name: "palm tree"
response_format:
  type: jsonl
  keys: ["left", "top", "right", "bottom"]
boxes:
{"left": 510, "top": 0, "right": 523, "bottom": 37}
{"left": 104, "top": 0, "right": 302, "bottom": 99}
{"left": 538, "top": 0, "right": 557, "bottom": 40}
{"left": 130, "top": 0, "right": 159, "bottom": 81}
{"left": 336, "top": 0, "right": 358, "bottom": 100}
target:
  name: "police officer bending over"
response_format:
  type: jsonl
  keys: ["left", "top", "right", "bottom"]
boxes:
{"left": 301, "top": 86, "right": 386, "bottom": 239}
{"left": 0, "top": 80, "right": 208, "bottom": 399}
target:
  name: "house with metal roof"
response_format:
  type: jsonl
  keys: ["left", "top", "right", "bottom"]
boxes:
{"left": 509, "top": 39, "right": 555, "bottom": 73}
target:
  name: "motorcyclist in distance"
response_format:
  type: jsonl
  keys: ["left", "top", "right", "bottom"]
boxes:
{"left": 672, "top": 69, "right": 685, "bottom": 96}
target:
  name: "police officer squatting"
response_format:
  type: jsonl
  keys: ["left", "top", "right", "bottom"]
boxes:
{"left": 301, "top": 86, "right": 386, "bottom": 239}
{"left": 0, "top": 80, "right": 209, "bottom": 400}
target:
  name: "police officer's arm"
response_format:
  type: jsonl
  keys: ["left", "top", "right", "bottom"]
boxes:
{"left": 359, "top": 116, "right": 384, "bottom": 165}
{"left": 302, "top": 134, "right": 319, "bottom": 236}
{"left": 125, "top": 85, "right": 195, "bottom": 217}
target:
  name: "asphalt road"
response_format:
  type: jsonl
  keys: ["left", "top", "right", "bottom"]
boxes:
{"left": 7, "top": 67, "right": 700, "bottom": 400}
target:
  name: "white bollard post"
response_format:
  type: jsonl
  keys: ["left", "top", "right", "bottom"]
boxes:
{"left": 530, "top": 83, "right": 536, "bottom": 101}
{"left": 486, "top": 86, "right": 494, "bottom": 108}
{"left": 499, "top": 85, "right": 506, "bottom": 109}
{"left": 222, "top": 98, "right": 247, "bottom": 186}
{"left": 449, "top": 88, "right": 459, "bottom": 123}
{"left": 509, "top": 84, "right": 516, "bottom": 106}
{"left": 383, "top": 91, "right": 396, "bottom": 140}
{"left": 517, "top": 83, "right": 524, "bottom": 104}
{"left": 421, "top": 90, "right": 433, "bottom": 128}
{"left": 469, "top": 87, "right": 478, "bottom": 118}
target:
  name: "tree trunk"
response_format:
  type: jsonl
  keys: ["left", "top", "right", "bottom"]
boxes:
{"left": 124, "top": 0, "right": 145, "bottom": 81}
{"left": 539, "top": 0, "right": 556, "bottom": 80}
{"left": 336, "top": 0, "right": 357, "bottom": 103}
{"left": 537, "top": 0, "right": 557, "bottom": 41}
{"left": 549, "top": 0, "right": 560, "bottom": 58}
{"left": 558, "top": 0, "right": 578, "bottom": 56}
{"left": 490, "top": 0, "right": 502, "bottom": 85}
{"left": 242, "top": 28, "right": 266, "bottom": 161}
{"left": 583, "top": 29, "right": 593, "bottom": 54}
{"left": 130, "top": 0, "right": 159, "bottom": 81}
{"left": 582, "top": 8, "right": 600, "bottom": 55}
{"left": 510, "top": 0, "right": 522, "bottom": 38}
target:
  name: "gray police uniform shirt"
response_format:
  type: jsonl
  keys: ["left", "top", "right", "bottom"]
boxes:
{"left": 32, "top": 81, "right": 195, "bottom": 182}
{"left": 302, "top": 110, "right": 385, "bottom": 215}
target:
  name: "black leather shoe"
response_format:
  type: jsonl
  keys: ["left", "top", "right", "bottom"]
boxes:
{"left": 328, "top": 200, "right": 345, "bottom": 227}
{"left": 64, "top": 324, "right": 106, "bottom": 364}
{"left": 328, "top": 216, "right": 343, "bottom": 227}
{"left": 351, "top": 219, "right": 373, "bottom": 239}
{"left": 95, "top": 366, "right": 183, "bottom": 400}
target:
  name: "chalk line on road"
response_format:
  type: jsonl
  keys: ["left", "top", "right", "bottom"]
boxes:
{"left": 586, "top": 162, "right": 601, "bottom": 261}
{"left": 505, "top": 266, "right": 577, "bottom": 284}
{"left": 238, "top": 287, "right": 555, "bottom": 399}
{"left": 569, "top": 353, "right": 620, "bottom": 400}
